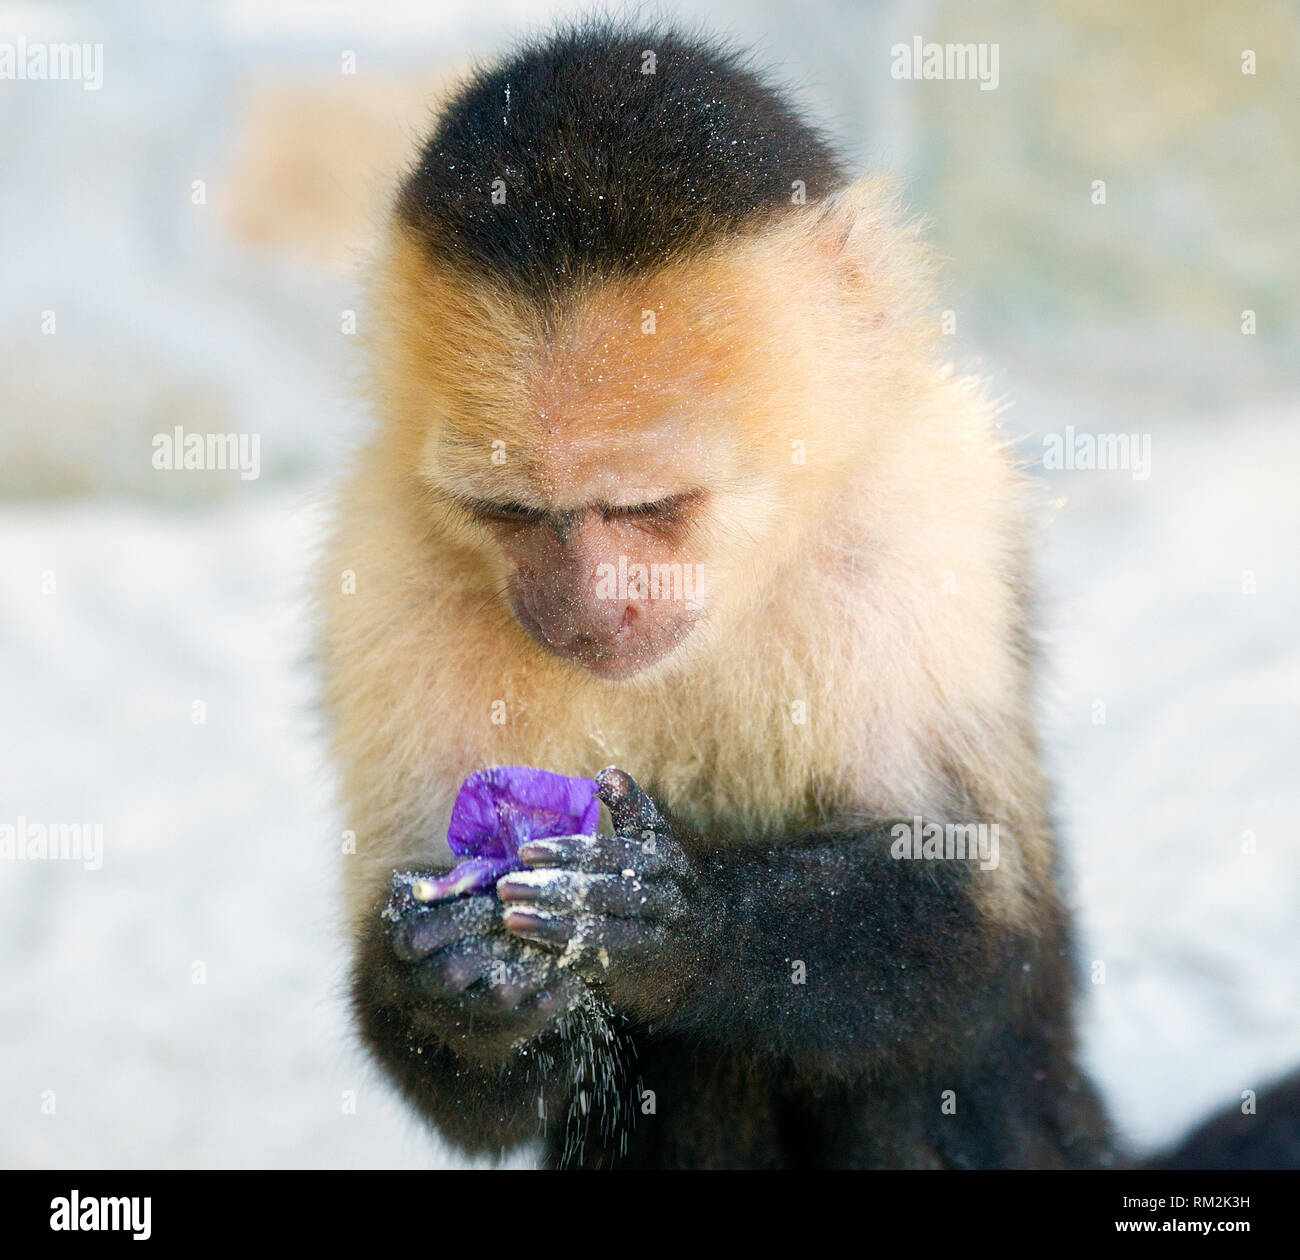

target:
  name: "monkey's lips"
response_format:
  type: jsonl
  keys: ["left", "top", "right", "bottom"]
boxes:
{"left": 510, "top": 596, "right": 696, "bottom": 680}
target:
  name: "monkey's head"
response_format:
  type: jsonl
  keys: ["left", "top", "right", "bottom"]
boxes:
{"left": 430, "top": 305, "right": 720, "bottom": 683}
{"left": 366, "top": 30, "right": 934, "bottom": 681}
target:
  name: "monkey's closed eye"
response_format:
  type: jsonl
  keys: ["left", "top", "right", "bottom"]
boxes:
{"left": 599, "top": 492, "right": 699, "bottom": 526}
{"left": 465, "top": 499, "right": 547, "bottom": 526}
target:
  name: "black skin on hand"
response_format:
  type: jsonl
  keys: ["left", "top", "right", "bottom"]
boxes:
{"left": 377, "top": 763, "right": 1031, "bottom": 1070}
{"left": 377, "top": 869, "right": 585, "bottom": 1065}
{"left": 358, "top": 766, "right": 696, "bottom": 1159}
{"left": 359, "top": 765, "right": 1114, "bottom": 1166}
{"left": 379, "top": 766, "right": 697, "bottom": 1050}
{"left": 498, "top": 766, "right": 698, "bottom": 1012}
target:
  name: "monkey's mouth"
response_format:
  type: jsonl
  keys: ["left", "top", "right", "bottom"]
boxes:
{"left": 509, "top": 596, "right": 695, "bottom": 680}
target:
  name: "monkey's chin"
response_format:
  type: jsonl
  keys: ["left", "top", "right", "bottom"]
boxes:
{"left": 569, "top": 648, "right": 670, "bottom": 681}
{"left": 540, "top": 634, "right": 686, "bottom": 681}
{"left": 506, "top": 600, "right": 696, "bottom": 676}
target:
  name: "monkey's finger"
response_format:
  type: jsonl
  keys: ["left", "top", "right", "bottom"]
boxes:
{"left": 504, "top": 910, "right": 661, "bottom": 958}
{"left": 575, "top": 916, "right": 661, "bottom": 955}
{"left": 390, "top": 895, "right": 500, "bottom": 962}
{"left": 497, "top": 869, "right": 671, "bottom": 919}
{"left": 475, "top": 980, "right": 577, "bottom": 1032}
{"left": 518, "top": 833, "right": 668, "bottom": 877}
{"left": 595, "top": 766, "right": 669, "bottom": 837}
{"left": 483, "top": 958, "right": 560, "bottom": 1013}
{"left": 408, "top": 940, "right": 502, "bottom": 998}
{"left": 501, "top": 908, "right": 579, "bottom": 947}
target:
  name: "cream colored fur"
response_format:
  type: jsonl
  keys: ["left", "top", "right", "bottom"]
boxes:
{"left": 321, "top": 175, "right": 1051, "bottom": 930}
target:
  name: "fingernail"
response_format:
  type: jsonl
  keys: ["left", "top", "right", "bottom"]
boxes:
{"left": 497, "top": 877, "right": 538, "bottom": 903}
{"left": 596, "top": 767, "right": 633, "bottom": 799}
{"left": 502, "top": 909, "right": 543, "bottom": 933}
{"left": 518, "top": 841, "right": 558, "bottom": 864}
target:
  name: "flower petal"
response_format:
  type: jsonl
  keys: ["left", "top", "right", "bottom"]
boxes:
{"left": 431, "top": 767, "right": 601, "bottom": 901}
{"left": 412, "top": 855, "right": 518, "bottom": 901}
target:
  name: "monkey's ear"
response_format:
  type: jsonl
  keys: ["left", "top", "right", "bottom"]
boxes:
{"left": 801, "top": 173, "right": 923, "bottom": 310}
{"left": 805, "top": 173, "right": 898, "bottom": 267}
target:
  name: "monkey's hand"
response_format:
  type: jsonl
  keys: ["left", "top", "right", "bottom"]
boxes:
{"left": 376, "top": 874, "right": 585, "bottom": 1064}
{"left": 498, "top": 767, "right": 699, "bottom": 1016}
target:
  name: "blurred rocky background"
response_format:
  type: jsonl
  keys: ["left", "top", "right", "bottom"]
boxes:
{"left": 1, "top": 0, "right": 1296, "bottom": 1167}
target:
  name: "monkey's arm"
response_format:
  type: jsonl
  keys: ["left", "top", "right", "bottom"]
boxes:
{"left": 352, "top": 882, "right": 580, "bottom": 1155}
{"left": 501, "top": 769, "right": 1038, "bottom": 1077}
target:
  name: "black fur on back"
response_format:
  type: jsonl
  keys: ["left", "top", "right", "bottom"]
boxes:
{"left": 398, "top": 21, "right": 845, "bottom": 295}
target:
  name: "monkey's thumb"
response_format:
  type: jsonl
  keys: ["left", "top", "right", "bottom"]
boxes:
{"left": 595, "top": 766, "right": 666, "bottom": 835}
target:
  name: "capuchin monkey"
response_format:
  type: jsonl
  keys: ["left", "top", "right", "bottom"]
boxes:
{"left": 320, "top": 24, "right": 1299, "bottom": 1169}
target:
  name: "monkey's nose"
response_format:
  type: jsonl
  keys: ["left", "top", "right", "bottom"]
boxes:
{"left": 569, "top": 600, "right": 636, "bottom": 648}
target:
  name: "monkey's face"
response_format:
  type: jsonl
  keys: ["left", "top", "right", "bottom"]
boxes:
{"left": 472, "top": 487, "right": 707, "bottom": 680}
{"left": 458, "top": 404, "right": 718, "bottom": 681}
{"left": 435, "top": 362, "right": 739, "bottom": 679}
{"left": 380, "top": 223, "right": 872, "bottom": 680}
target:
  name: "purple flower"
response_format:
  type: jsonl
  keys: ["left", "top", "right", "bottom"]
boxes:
{"left": 412, "top": 767, "right": 599, "bottom": 902}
